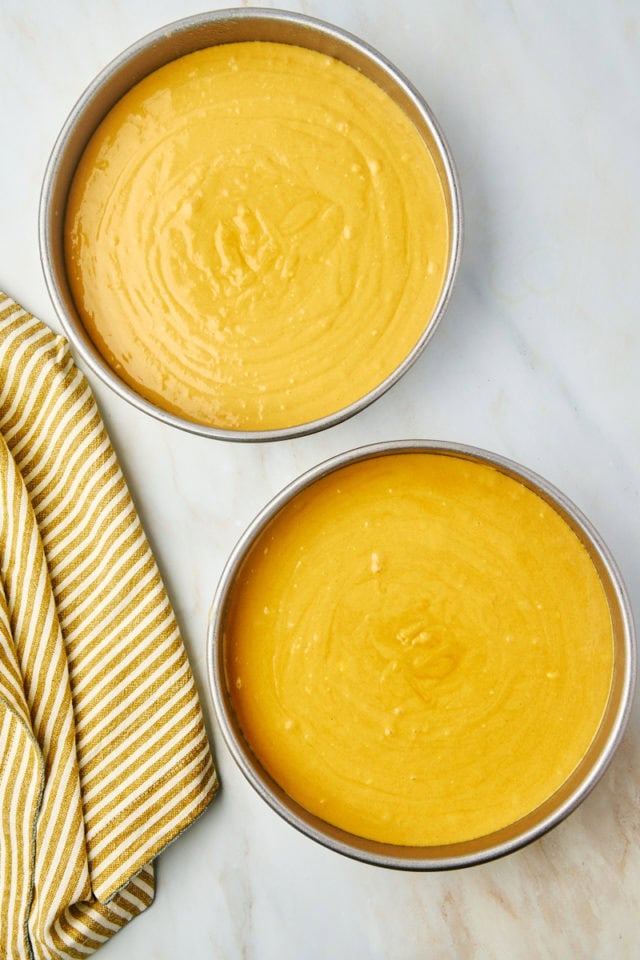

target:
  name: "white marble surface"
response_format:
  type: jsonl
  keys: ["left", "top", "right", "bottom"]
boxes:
{"left": 2, "top": 0, "right": 639, "bottom": 956}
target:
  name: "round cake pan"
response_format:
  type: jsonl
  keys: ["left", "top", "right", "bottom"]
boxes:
{"left": 39, "top": 8, "right": 462, "bottom": 442}
{"left": 207, "top": 440, "right": 635, "bottom": 870}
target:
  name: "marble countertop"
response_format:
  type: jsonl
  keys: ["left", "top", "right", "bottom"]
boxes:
{"left": 2, "top": 1, "right": 638, "bottom": 956}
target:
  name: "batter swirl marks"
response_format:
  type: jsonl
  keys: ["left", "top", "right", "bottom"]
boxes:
{"left": 65, "top": 42, "right": 449, "bottom": 430}
{"left": 224, "top": 453, "right": 613, "bottom": 846}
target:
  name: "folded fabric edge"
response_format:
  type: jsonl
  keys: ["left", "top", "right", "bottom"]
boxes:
{"left": 100, "top": 770, "right": 219, "bottom": 907}
{"left": 0, "top": 694, "right": 45, "bottom": 960}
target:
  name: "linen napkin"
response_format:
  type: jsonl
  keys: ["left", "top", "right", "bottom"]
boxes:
{"left": 0, "top": 293, "right": 218, "bottom": 959}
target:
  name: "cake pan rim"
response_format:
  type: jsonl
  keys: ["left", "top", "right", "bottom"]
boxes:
{"left": 39, "top": 7, "right": 463, "bottom": 442}
{"left": 207, "top": 438, "right": 635, "bottom": 870}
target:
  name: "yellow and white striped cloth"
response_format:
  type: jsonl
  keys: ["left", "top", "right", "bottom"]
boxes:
{"left": 0, "top": 293, "right": 218, "bottom": 959}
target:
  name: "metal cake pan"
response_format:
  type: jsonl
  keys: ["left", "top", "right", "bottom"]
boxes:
{"left": 207, "top": 440, "right": 635, "bottom": 870}
{"left": 39, "top": 8, "right": 462, "bottom": 441}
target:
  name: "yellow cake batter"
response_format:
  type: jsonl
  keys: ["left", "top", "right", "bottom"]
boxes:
{"left": 64, "top": 42, "right": 450, "bottom": 430}
{"left": 224, "top": 452, "right": 614, "bottom": 846}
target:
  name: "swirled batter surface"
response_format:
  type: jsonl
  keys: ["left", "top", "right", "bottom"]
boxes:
{"left": 65, "top": 42, "right": 449, "bottom": 430}
{"left": 225, "top": 453, "right": 613, "bottom": 846}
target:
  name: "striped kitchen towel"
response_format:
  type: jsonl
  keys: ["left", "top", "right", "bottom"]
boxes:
{"left": 0, "top": 292, "right": 218, "bottom": 959}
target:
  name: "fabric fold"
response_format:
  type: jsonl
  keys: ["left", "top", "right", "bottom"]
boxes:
{"left": 0, "top": 292, "right": 218, "bottom": 959}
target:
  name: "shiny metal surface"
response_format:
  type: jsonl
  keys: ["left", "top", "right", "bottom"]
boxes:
{"left": 207, "top": 440, "right": 635, "bottom": 870}
{"left": 39, "top": 8, "right": 462, "bottom": 442}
